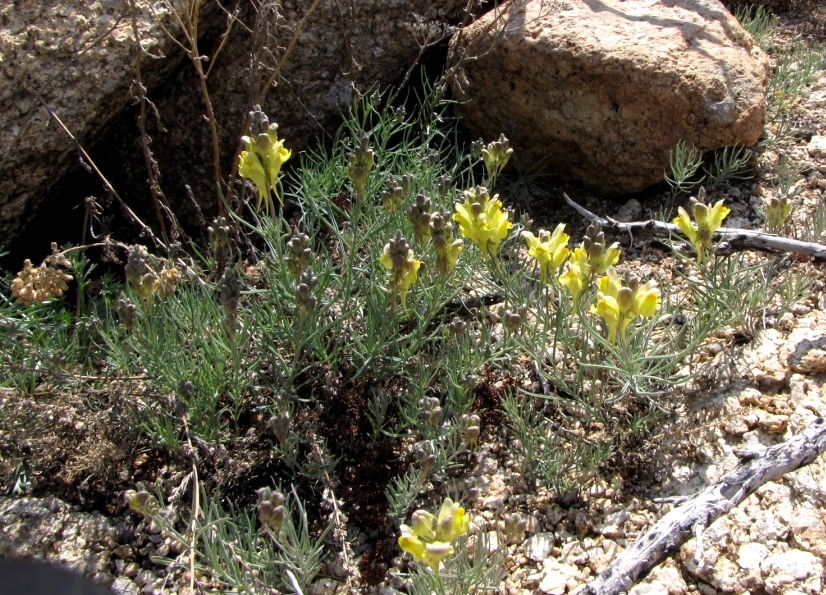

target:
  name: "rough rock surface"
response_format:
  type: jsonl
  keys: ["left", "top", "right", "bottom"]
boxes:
{"left": 4, "top": 0, "right": 469, "bottom": 248}
{"left": 0, "top": 0, "right": 207, "bottom": 244}
{"left": 99, "top": 0, "right": 468, "bottom": 229}
{"left": 448, "top": 0, "right": 769, "bottom": 195}
{"left": 0, "top": 496, "right": 125, "bottom": 583}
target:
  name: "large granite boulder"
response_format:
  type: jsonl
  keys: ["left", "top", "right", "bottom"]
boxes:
{"left": 447, "top": 0, "right": 770, "bottom": 195}
{"left": 1, "top": 0, "right": 468, "bottom": 247}
{"left": 0, "top": 0, "right": 212, "bottom": 245}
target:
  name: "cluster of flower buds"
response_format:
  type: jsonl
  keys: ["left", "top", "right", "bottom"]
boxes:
{"left": 418, "top": 396, "right": 443, "bottom": 427}
{"left": 257, "top": 487, "right": 286, "bottom": 533}
{"left": 238, "top": 105, "right": 291, "bottom": 215}
{"left": 398, "top": 498, "right": 470, "bottom": 575}
{"left": 379, "top": 231, "right": 420, "bottom": 309}
{"left": 437, "top": 174, "right": 452, "bottom": 198}
{"left": 463, "top": 477, "right": 480, "bottom": 501}
{"left": 117, "top": 297, "right": 137, "bottom": 331}
{"left": 414, "top": 442, "right": 437, "bottom": 476}
{"left": 407, "top": 194, "right": 433, "bottom": 245}
{"left": 591, "top": 267, "right": 659, "bottom": 344}
{"left": 559, "top": 223, "right": 620, "bottom": 307}
{"left": 502, "top": 304, "right": 528, "bottom": 334}
{"left": 460, "top": 413, "right": 481, "bottom": 448}
{"left": 521, "top": 223, "right": 571, "bottom": 285}
{"left": 125, "top": 245, "right": 180, "bottom": 308}
{"left": 125, "top": 483, "right": 159, "bottom": 518}
{"left": 447, "top": 316, "right": 468, "bottom": 339}
{"left": 381, "top": 183, "right": 404, "bottom": 215}
{"left": 430, "top": 211, "right": 463, "bottom": 275}
{"left": 482, "top": 134, "right": 513, "bottom": 187}
{"left": 267, "top": 409, "right": 291, "bottom": 448}
{"left": 470, "top": 138, "right": 484, "bottom": 159}
{"left": 296, "top": 271, "right": 318, "bottom": 319}
{"left": 219, "top": 269, "right": 241, "bottom": 324}
{"left": 285, "top": 230, "right": 312, "bottom": 280}
{"left": 582, "top": 223, "right": 620, "bottom": 277}
{"left": 11, "top": 243, "right": 73, "bottom": 305}
{"left": 673, "top": 188, "right": 730, "bottom": 263}
{"left": 393, "top": 105, "right": 406, "bottom": 124}
{"left": 764, "top": 196, "right": 791, "bottom": 234}
{"left": 347, "top": 133, "right": 375, "bottom": 199}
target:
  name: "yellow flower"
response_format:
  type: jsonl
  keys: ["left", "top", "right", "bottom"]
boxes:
{"left": 592, "top": 242, "right": 621, "bottom": 276}
{"left": 522, "top": 223, "right": 570, "bottom": 284}
{"left": 398, "top": 498, "right": 469, "bottom": 574}
{"left": 453, "top": 186, "right": 512, "bottom": 258}
{"left": 238, "top": 122, "right": 291, "bottom": 215}
{"left": 673, "top": 192, "right": 729, "bottom": 262}
{"left": 380, "top": 232, "right": 421, "bottom": 309}
{"left": 591, "top": 267, "right": 659, "bottom": 343}
{"left": 434, "top": 498, "right": 470, "bottom": 542}
{"left": 559, "top": 247, "right": 589, "bottom": 308}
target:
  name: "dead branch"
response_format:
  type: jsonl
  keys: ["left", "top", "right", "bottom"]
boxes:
{"left": 583, "top": 417, "right": 826, "bottom": 595}
{"left": 564, "top": 194, "right": 826, "bottom": 261}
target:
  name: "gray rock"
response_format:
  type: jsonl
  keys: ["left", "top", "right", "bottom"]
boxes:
{"left": 526, "top": 532, "right": 555, "bottom": 562}
{"left": 0, "top": 0, "right": 207, "bottom": 244}
{"left": 448, "top": 0, "right": 768, "bottom": 196}
{"left": 2, "top": 0, "right": 469, "bottom": 245}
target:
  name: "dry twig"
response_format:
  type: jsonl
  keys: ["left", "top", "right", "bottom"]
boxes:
{"left": 584, "top": 417, "right": 826, "bottom": 595}
{"left": 564, "top": 194, "right": 826, "bottom": 261}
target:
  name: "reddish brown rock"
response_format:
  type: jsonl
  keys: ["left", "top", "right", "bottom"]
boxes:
{"left": 448, "top": 0, "right": 769, "bottom": 195}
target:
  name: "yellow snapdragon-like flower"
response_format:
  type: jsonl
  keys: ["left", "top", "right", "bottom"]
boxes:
{"left": 673, "top": 191, "right": 729, "bottom": 263}
{"left": 522, "top": 223, "right": 570, "bottom": 285}
{"left": 559, "top": 247, "right": 589, "bottom": 308}
{"left": 453, "top": 186, "right": 512, "bottom": 259}
{"left": 398, "top": 498, "right": 470, "bottom": 574}
{"left": 238, "top": 120, "right": 291, "bottom": 215}
{"left": 591, "top": 267, "right": 659, "bottom": 343}
{"left": 380, "top": 232, "right": 420, "bottom": 309}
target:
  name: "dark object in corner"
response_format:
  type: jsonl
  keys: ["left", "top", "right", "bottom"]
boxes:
{"left": 0, "top": 558, "right": 112, "bottom": 595}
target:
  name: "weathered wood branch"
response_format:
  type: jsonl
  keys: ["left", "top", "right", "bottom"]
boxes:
{"left": 564, "top": 194, "right": 826, "bottom": 261}
{"left": 583, "top": 417, "right": 826, "bottom": 595}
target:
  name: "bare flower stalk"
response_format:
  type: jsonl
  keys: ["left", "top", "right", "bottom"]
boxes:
{"left": 129, "top": 0, "right": 171, "bottom": 242}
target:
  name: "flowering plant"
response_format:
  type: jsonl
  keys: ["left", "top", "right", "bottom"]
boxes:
{"left": 398, "top": 498, "right": 470, "bottom": 574}
{"left": 453, "top": 186, "right": 512, "bottom": 259}
{"left": 238, "top": 110, "right": 291, "bottom": 216}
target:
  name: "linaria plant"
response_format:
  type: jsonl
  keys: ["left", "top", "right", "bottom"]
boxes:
{"left": 9, "top": 60, "right": 821, "bottom": 595}
{"left": 398, "top": 498, "right": 470, "bottom": 575}
{"left": 590, "top": 267, "right": 659, "bottom": 344}
{"left": 665, "top": 140, "right": 705, "bottom": 196}
{"left": 453, "top": 186, "right": 513, "bottom": 262}
{"left": 522, "top": 223, "right": 571, "bottom": 286}
{"left": 481, "top": 133, "right": 513, "bottom": 188}
{"left": 673, "top": 188, "right": 731, "bottom": 263}
{"left": 380, "top": 231, "right": 421, "bottom": 310}
{"left": 238, "top": 105, "right": 291, "bottom": 216}
{"left": 347, "top": 132, "right": 376, "bottom": 201}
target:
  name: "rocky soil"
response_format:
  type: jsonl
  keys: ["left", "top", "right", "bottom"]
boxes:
{"left": 3, "top": 3, "right": 826, "bottom": 595}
